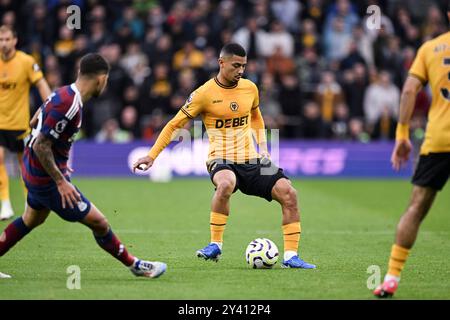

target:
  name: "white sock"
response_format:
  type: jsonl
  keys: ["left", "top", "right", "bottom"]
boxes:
{"left": 384, "top": 274, "right": 400, "bottom": 283}
{"left": 1, "top": 199, "right": 12, "bottom": 208}
{"left": 130, "top": 257, "right": 139, "bottom": 269}
{"left": 284, "top": 251, "right": 297, "bottom": 261}
{"left": 1, "top": 199, "right": 13, "bottom": 212}
{"left": 211, "top": 242, "right": 223, "bottom": 250}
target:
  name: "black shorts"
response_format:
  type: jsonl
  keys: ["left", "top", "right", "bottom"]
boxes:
{"left": 0, "top": 130, "right": 26, "bottom": 153}
{"left": 412, "top": 153, "right": 450, "bottom": 191}
{"left": 207, "top": 158, "right": 288, "bottom": 202}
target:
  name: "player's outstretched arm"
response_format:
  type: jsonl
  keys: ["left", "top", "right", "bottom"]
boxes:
{"left": 133, "top": 110, "right": 191, "bottom": 172}
{"left": 33, "top": 133, "right": 81, "bottom": 208}
{"left": 35, "top": 78, "right": 52, "bottom": 102}
{"left": 30, "top": 108, "right": 42, "bottom": 128}
{"left": 391, "top": 76, "right": 423, "bottom": 171}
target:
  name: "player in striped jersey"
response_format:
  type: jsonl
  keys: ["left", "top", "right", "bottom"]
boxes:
{"left": 0, "top": 53, "right": 166, "bottom": 279}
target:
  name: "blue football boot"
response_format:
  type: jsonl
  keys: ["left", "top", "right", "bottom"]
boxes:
{"left": 282, "top": 255, "right": 316, "bottom": 269}
{"left": 196, "top": 243, "right": 222, "bottom": 262}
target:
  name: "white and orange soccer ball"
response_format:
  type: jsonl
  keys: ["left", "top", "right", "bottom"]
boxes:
{"left": 245, "top": 238, "right": 279, "bottom": 269}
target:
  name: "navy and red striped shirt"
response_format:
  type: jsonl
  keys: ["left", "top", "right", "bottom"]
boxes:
{"left": 22, "top": 83, "right": 83, "bottom": 191}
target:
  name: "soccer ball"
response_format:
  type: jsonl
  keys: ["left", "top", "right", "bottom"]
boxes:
{"left": 245, "top": 238, "right": 279, "bottom": 269}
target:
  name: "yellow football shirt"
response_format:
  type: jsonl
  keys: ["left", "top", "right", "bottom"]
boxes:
{"left": 409, "top": 31, "right": 450, "bottom": 155}
{"left": 0, "top": 50, "right": 43, "bottom": 130}
{"left": 148, "top": 77, "right": 266, "bottom": 163}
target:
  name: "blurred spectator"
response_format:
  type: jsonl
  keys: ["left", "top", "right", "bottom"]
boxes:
{"left": 89, "top": 20, "right": 111, "bottom": 51}
{"left": 95, "top": 119, "right": 132, "bottom": 143}
{"left": 259, "top": 72, "right": 282, "bottom": 130}
{"left": 323, "top": 16, "right": 352, "bottom": 61}
{"left": 193, "top": 22, "right": 212, "bottom": 51}
{"left": 296, "top": 47, "right": 326, "bottom": 95}
{"left": 120, "top": 106, "right": 141, "bottom": 139}
{"left": 54, "top": 25, "right": 75, "bottom": 83}
{"left": 99, "top": 43, "right": 132, "bottom": 100}
{"left": 278, "top": 74, "right": 302, "bottom": 138}
{"left": 122, "top": 85, "right": 141, "bottom": 113}
{"left": 140, "top": 62, "right": 172, "bottom": 114}
{"left": 341, "top": 63, "right": 368, "bottom": 118}
{"left": 331, "top": 102, "right": 350, "bottom": 140}
{"left": 251, "top": 0, "right": 272, "bottom": 30}
{"left": 371, "top": 106, "right": 397, "bottom": 140}
{"left": 324, "top": 0, "right": 359, "bottom": 36}
{"left": 243, "top": 59, "right": 261, "bottom": 85}
{"left": 348, "top": 117, "right": 370, "bottom": 142}
{"left": 363, "top": 70, "right": 400, "bottom": 131}
{"left": 300, "top": 101, "right": 330, "bottom": 139}
{"left": 352, "top": 24, "right": 374, "bottom": 67}
{"left": 270, "top": 0, "right": 302, "bottom": 33}
{"left": 340, "top": 40, "right": 366, "bottom": 70}
{"left": 212, "top": 0, "right": 244, "bottom": 37}
{"left": 146, "top": 4, "right": 166, "bottom": 34}
{"left": 315, "top": 71, "right": 344, "bottom": 123}
{"left": 266, "top": 45, "right": 296, "bottom": 77}
{"left": 377, "top": 36, "right": 404, "bottom": 87}
{"left": 265, "top": 20, "right": 295, "bottom": 58}
{"left": 167, "top": 92, "right": 186, "bottom": 116}
{"left": 176, "top": 68, "right": 197, "bottom": 98}
{"left": 301, "top": 0, "right": 326, "bottom": 33}
{"left": 403, "top": 24, "right": 421, "bottom": 49}
{"left": 142, "top": 110, "right": 166, "bottom": 141}
{"left": 232, "top": 16, "right": 268, "bottom": 60}
{"left": 114, "top": 6, "right": 144, "bottom": 41}
{"left": 147, "top": 34, "right": 174, "bottom": 67}
{"left": 297, "top": 18, "right": 320, "bottom": 53}
{"left": 172, "top": 41, "right": 205, "bottom": 71}
{"left": 421, "top": 4, "right": 446, "bottom": 40}
{"left": 26, "top": 2, "right": 54, "bottom": 47}
{"left": 120, "top": 41, "right": 150, "bottom": 86}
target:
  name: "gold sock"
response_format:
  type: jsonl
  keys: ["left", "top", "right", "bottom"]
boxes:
{"left": 0, "top": 163, "right": 9, "bottom": 201}
{"left": 210, "top": 212, "right": 228, "bottom": 244}
{"left": 282, "top": 222, "right": 301, "bottom": 252}
{"left": 387, "top": 244, "right": 410, "bottom": 277}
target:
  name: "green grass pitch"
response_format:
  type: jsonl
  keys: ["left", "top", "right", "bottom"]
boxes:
{"left": 0, "top": 178, "right": 449, "bottom": 299}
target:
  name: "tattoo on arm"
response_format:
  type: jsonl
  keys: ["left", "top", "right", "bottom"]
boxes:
{"left": 33, "top": 134, "right": 65, "bottom": 184}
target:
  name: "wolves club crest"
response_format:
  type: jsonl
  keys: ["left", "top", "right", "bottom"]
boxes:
{"left": 230, "top": 102, "right": 239, "bottom": 111}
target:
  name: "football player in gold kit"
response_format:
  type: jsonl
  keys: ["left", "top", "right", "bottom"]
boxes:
{"left": 133, "top": 43, "right": 315, "bottom": 269}
{"left": 374, "top": 5, "right": 450, "bottom": 298}
{"left": 0, "top": 25, "right": 51, "bottom": 220}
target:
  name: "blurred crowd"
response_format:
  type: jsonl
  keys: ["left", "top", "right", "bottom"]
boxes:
{"left": 2, "top": 0, "right": 447, "bottom": 143}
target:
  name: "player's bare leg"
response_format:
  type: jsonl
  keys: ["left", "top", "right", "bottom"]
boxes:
{"left": 197, "top": 169, "right": 236, "bottom": 261}
{"left": 272, "top": 178, "right": 315, "bottom": 269}
{"left": 80, "top": 203, "right": 166, "bottom": 278}
{"left": 0, "top": 205, "right": 50, "bottom": 278}
{"left": 211, "top": 169, "right": 236, "bottom": 216}
{"left": 396, "top": 186, "right": 436, "bottom": 248}
{"left": 375, "top": 185, "right": 437, "bottom": 297}
{"left": 16, "top": 152, "right": 28, "bottom": 204}
{"left": 0, "top": 146, "right": 14, "bottom": 220}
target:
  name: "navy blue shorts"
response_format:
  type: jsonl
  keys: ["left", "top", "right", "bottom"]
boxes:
{"left": 27, "top": 185, "right": 91, "bottom": 222}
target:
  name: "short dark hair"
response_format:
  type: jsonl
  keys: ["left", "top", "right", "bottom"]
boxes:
{"left": 220, "top": 43, "right": 246, "bottom": 58}
{"left": 79, "top": 53, "right": 110, "bottom": 76}
{"left": 0, "top": 25, "right": 17, "bottom": 37}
